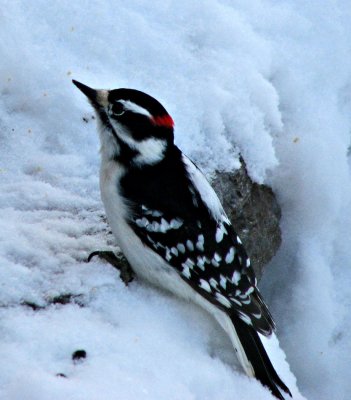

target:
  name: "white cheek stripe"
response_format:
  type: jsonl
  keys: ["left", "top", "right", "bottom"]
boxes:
{"left": 119, "top": 100, "right": 152, "bottom": 118}
{"left": 134, "top": 138, "right": 166, "bottom": 165}
{"left": 108, "top": 120, "right": 166, "bottom": 165}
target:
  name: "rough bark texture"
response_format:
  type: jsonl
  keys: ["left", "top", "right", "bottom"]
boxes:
{"left": 211, "top": 162, "right": 281, "bottom": 280}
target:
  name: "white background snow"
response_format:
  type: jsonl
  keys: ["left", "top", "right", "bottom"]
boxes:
{"left": 1, "top": 1, "right": 351, "bottom": 399}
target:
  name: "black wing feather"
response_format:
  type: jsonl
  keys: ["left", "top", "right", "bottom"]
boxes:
{"left": 120, "top": 147, "right": 275, "bottom": 335}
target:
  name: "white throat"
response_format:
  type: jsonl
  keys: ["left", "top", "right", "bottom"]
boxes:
{"left": 97, "top": 119, "right": 120, "bottom": 162}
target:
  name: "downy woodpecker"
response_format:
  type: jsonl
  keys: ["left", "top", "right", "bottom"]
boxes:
{"left": 73, "top": 80, "right": 291, "bottom": 399}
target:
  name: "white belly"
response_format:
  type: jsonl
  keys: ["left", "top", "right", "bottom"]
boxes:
{"left": 99, "top": 160, "right": 194, "bottom": 299}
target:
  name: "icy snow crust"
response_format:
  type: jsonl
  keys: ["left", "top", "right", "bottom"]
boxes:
{"left": 1, "top": 1, "right": 351, "bottom": 399}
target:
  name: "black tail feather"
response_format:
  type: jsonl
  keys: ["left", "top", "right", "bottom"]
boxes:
{"left": 232, "top": 316, "right": 292, "bottom": 400}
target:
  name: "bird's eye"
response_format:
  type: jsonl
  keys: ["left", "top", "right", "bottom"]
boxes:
{"left": 111, "top": 102, "right": 125, "bottom": 116}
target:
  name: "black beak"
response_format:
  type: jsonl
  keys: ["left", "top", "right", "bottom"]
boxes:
{"left": 72, "top": 80, "right": 98, "bottom": 102}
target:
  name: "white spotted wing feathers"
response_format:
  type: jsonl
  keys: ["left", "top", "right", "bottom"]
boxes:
{"left": 129, "top": 155, "right": 275, "bottom": 335}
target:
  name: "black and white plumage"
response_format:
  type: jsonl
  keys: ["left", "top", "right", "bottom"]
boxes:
{"left": 73, "top": 80, "right": 291, "bottom": 399}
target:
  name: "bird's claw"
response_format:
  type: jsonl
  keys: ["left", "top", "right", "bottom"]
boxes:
{"left": 87, "top": 250, "right": 135, "bottom": 285}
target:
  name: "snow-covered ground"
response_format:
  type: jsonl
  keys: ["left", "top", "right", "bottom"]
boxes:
{"left": 1, "top": 1, "right": 351, "bottom": 399}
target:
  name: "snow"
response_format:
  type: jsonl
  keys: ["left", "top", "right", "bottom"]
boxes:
{"left": 1, "top": 1, "right": 351, "bottom": 399}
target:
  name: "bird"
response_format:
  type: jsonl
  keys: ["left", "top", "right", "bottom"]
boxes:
{"left": 73, "top": 79, "right": 292, "bottom": 399}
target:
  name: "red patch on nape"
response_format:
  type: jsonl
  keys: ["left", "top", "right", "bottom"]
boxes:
{"left": 152, "top": 114, "right": 174, "bottom": 129}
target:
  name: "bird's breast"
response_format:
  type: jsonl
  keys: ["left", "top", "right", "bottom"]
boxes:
{"left": 99, "top": 160, "right": 128, "bottom": 240}
{"left": 99, "top": 160, "right": 170, "bottom": 283}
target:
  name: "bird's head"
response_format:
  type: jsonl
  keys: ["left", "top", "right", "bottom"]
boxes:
{"left": 73, "top": 80, "right": 174, "bottom": 165}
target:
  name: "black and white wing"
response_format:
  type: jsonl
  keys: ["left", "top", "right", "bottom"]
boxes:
{"left": 121, "top": 150, "right": 275, "bottom": 336}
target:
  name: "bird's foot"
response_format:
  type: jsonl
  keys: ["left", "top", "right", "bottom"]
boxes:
{"left": 87, "top": 251, "right": 135, "bottom": 285}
